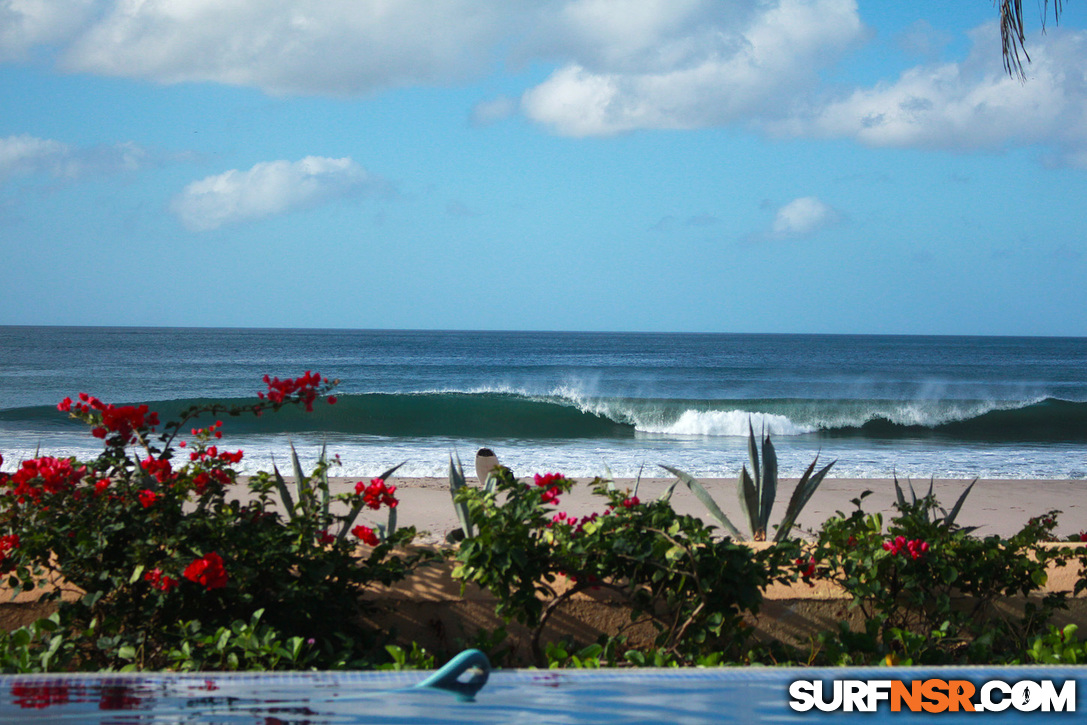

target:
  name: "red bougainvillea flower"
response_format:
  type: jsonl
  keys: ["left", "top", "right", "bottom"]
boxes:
{"left": 2, "top": 456, "right": 87, "bottom": 503}
{"left": 137, "top": 489, "right": 158, "bottom": 509}
{"left": 183, "top": 552, "right": 228, "bottom": 591}
{"left": 0, "top": 534, "right": 19, "bottom": 564}
{"left": 794, "top": 556, "right": 817, "bottom": 579}
{"left": 355, "top": 478, "right": 398, "bottom": 510}
{"left": 258, "top": 371, "right": 330, "bottom": 411}
{"left": 143, "top": 568, "right": 178, "bottom": 592}
{"left": 621, "top": 496, "right": 640, "bottom": 509}
{"left": 317, "top": 529, "right": 335, "bottom": 545}
{"left": 533, "top": 472, "right": 566, "bottom": 488}
{"left": 883, "top": 536, "right": 929, "bottom": 560}
{"left": 1079, "top": 531, "right": 1087, "bottom": 542}
{"left": 140, "top": 457, "right": 174, "bottom": 484}
{"left": 352, "top": 525, "right": 380, "bottom": 546}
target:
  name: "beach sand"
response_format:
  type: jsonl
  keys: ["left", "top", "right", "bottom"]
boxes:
{"left": 249, "top": 475, "right": 1087, "bottom": 546}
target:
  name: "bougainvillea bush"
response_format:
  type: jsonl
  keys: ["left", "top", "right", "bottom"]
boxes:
{"left": 452, "top": 466, "right": 798, "bottom": 666}
{"left": 0, "top": 373, "right": 418, "bottom": 671}
{"left": 809, "top": 491, "right": 1067, "bottom": 666}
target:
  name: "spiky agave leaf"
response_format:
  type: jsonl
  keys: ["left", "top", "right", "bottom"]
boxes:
{"left": 661, "top": 465, "right": 743, "bottom": 539}
{"left": 632, "top": 462, "right": 645, "bottom": 501}
{"left": 759, "top": 432, "right": 778, "bottom": 536}
{"left": 386, "top": 503, "right": 398, "bottom": 539}
{"left": 289, "top": 441, "right": 310, "bottom": 517}
{"left": 448, "top": 453, "right": 474, "bottom": 539}
{"left": 893, "top": 474, "right": 908, "bottom": 510}
{"left": 319, "top": 443, "right": 330, "bottom": 522}
{"left": 747, "top": 420, "right": 761, "bottom": 501}
{"left": 942, "top": 477, "right": 978, "bottom": 528}
{"left": 738, "top": 465, "right": 759, "bottom": 539}
{"left": 773, "top": 456, "right": 836, "bottom": 543}
{"left": 271, "top": 460, "right": 296, "bottom": 521}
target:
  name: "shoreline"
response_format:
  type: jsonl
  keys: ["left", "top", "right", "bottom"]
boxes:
{"left": 241, "top": 476, "right": 1087, "bottom": 545}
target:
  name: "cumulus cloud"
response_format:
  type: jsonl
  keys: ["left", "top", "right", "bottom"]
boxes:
{"left": 771, "top": 24, "right": 1087, "bottom": 166}
{"left": 57, "top": 1, "right": 520, "bottom": 95}
{"left": 0, "top": 0, "right": 96, "bottom": 61}
{"left": 0, "top": 134, "right": 151, "bottom": 182}
{"left": 520, "top": 0, "right": 864, "bottom": 136}
{"left": 768, "top": 197, "right": 842, "bottom": 239}
{"left": 170, "top": 156, "right": 371, "bottom": 231}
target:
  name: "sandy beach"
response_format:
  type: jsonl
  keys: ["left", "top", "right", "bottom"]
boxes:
{"left": 263, "top": 475, "right": 1087, "bottom": 546}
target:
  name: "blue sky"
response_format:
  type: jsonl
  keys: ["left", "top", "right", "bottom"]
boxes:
{"left": 2, "top": 1, "right": 1085, "bottom": 336}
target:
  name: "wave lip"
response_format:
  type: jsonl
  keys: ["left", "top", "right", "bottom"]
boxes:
{"left": 637, "top": 409, "right": 815, "bottom": 437}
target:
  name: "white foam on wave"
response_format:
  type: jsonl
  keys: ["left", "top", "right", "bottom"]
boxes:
{"left": 636, "top": 409, "right": 815, "bottom": 437}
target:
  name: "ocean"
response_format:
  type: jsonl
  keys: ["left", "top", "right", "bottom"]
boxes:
{"left": 1, "top": 327, "right": 1085, "bottom": 481}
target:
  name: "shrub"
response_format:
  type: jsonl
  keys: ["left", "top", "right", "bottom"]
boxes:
{"left": 810, "top": 490, "right": 1066, "bottom": 665}
{"left": 0, "top": 373, "right": 420, "bottom": 671}
{"left": 451, "top": 466, "right": 794, "bottom": 666}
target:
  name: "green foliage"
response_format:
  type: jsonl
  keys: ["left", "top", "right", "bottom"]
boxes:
{"left": 165, "top": 609, "right": 319, "bottom": 671}
{"left": 452, "top": 467, "right": 792, "bottom": 666}
{"left": 810, "top": 489, "right": 1066, "bottom": 665}
{"left": 0, "top": 615, "right": 76, "bottom": 673}
{"left": 0, "top": 374, "right": 421, "bottom": 671}
{"left": 1026, "top": 624, "right": 1087, "bottom": 665}
{"left": 663, "top": 424, "right": 834, "bottom": 542}
{"left": 379, "top": 642, "right": 436, "bottom": 671}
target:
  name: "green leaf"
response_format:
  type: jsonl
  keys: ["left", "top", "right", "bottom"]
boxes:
{"left": 386, "top": 504, "right": 398, "bottom": 539}
{"left": 449, "top": 453, "right": 474, "bottom": 539}
{"left": 737, "top": 466, "right": 758, "bottom": 538}
{"left": 660, "top": 465, "right": 742, "bottom": 539}
{"left": 774, "top": 457, "right": 835, "bottom": 543}
{"left": 943, "top": 477, "right": 978, "bottom": 527}
{"left": 289, "top": 441, "right": 309, "bottom": 517}
{"left": 271, "top": 461, "right": 295, "bottom": 520}
{"left": 759, "top": 432, "right": 778, "bottom": 534}
{"left": 129, "top": 564, "right": 145, "bottom": 585}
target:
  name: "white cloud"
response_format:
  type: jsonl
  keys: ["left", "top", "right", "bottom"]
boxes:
{"left": 170, "top": 156, "right": 370, "bottom": 231}
{"left": 521, "top": 0, "right": 864, "bottom": 136}
{"left": 769, "top": 197, "right": 841, "bottom": 239}
{"left": 771, "top": 24, "right": 1087, "bottom": 166}
{"left": 0, "top": 0, "right": 96, "bottom": 61}
{"left": 59, "top": 1, "right": 521, "bottom": 95}
{"left": 0, "top": 134, "right": 151, "bottom": 182}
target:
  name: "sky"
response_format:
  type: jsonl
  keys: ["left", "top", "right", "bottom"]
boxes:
{"left": 1, "top": 1, "right": 1086, "bottom": 336}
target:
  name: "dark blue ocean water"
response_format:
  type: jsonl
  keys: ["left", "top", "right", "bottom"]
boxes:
{"left": 1, "top": 327, "right": 1085, "bottom": 479}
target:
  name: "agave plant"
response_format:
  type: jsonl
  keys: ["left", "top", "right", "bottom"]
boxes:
{"left": 448, "top": 452, "right": 503, "bottom": 540}
{"left": 271, "top": 442, "right": 404, "bottom": 543}
{"left": 661, "top": 423, "right": 835, "bottom": 542}
{"left": 893, "top": 473, "right": 978, "bottom": 531}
